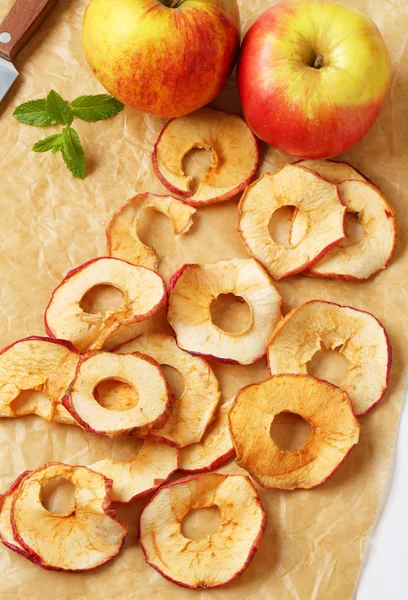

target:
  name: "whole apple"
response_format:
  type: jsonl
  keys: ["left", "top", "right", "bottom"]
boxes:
{"left": 237, "top": 0, "right": 391, "bottom": 159}
{"left": 82, "top": 0, "right": 240, "bottom": 118}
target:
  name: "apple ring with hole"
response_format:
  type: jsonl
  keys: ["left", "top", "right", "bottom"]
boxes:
{"left": 62, "top": 352, "right": 172, "bottom": 438}
{"left": 152, "top": 107, "right": 259, "bottom": 206}
{"left": 0, "top": 337, "right": 79, "bottom": 425}
{"left": 89, "top": 440, "right": 178, "bottom": 503}
{"left": 44, "top": 257, "right": 167, "bottom": 353}
{"left": 10, "top": 463, "right": 127, "bottom": 571}
{"left": 139, "top": 473, "right": 266, "bottom": 588}
{"left": 229, "top": 375, "right": 360, "bottom": 490}
{"left": 168, "top": 258, "right": 282, "bottom": 365}
{"left": 179, "top": 398, "right": 235, "bottom": 473}
{"left": 267, "top": 300, "right": 391, "bottom": 416}
{"left": 106, "top": 192, "right": 196, "bottom": 271}
{"left": 0, "top": 471, "right": 32, "bottom": 559}
{"left": 237, "top": 164, "right": 346, "bottom": 280}
{"left": 115, "top": 333, "right": 220, "bottom": 447}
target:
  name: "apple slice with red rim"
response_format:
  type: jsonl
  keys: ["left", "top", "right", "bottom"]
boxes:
{"left": 90, "top": 440, "right": 178, "bottom": 503}
{"left": 152, "top": 107, "right": 259, "bottom": 206}
{"left": 237, "top": 164, "right": 346, "bottom": 280}
{"left": 229, "top": 375, "right": 360, "bottom": 490}
{"left": 106, "top": 192, "right": 196, "bottom": 271}
{"left": 167, "top": 258, "right": 282, "bottom": 365}
{"left": 10, "top": 463, "right": 127, "bottom": 571}
{"left": 44, "top": 257, "right": 167, "bottom": 353}
{"left": 139, "top": 473, "right": 266, "bottom": 588}
{"left": 267, "top": 300, "right": 391, "bottom": 416}
{"left": 0, "top": 336, "right": 79, "bottom": 425}
{"left": 179, "top": 398, "right": 235, "bottom": 473}
{"left": 114, "top": 333, "right": 220, "bottom": 447}
{"left": 63, "top": 351, "right": 172, "bottom": 438}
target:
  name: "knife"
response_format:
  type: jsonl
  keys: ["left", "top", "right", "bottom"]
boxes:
{"left": 0, "top": 0, "right": 58, "bottom": 102}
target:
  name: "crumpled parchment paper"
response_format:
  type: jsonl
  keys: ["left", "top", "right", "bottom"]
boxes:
{"left": 0, "top": 0, "right": 407, "bottom": 598}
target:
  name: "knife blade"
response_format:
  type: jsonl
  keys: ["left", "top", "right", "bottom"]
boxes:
{"left": 0, "top": 0, "right": 58, "bottom": 102}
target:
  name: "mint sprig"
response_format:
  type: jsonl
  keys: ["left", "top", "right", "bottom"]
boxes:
{"left": 13, "top": 92, "right": 124, "bottom": 179}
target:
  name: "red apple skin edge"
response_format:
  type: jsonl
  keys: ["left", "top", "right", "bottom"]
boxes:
{"left": 0, "top": 470, "right": 32, "bottom": 558}
{"left": 62, "top": 352, "right": 175, "bottom": 438}
{"left": 237, "top": 3, "right": 391, "bottom": 159}
{"left": 237, "top": 167, "right": 347, "bottom": 281}
{"left": 266, "top": 300, "right": 392, "bottom": 417}
{"left": 43, "top": 256, "right": 167, "bottom": 340}
{"left": 0, "top": 335, "right": 80, "bottom": 357}
{"left": 167, "top": 263, "right": 284, "bottom": 364}
{"left": 138, "top": 473, "right": 267, "bottom": 589}
{"left": 9, "top": 463, "right": 127, "bottom": 572}
{"left": 229, "top": 373, "right": 361, "bottom": 491}
{"left": 151, "top": 112, "right": 260, "bottom": 206}
{"left": 178, "top": 448, "right": 236, "bottom": 474}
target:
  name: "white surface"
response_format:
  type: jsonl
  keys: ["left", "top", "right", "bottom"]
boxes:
{"left": 358, "top": 389, "right": 408, "bottom": 599}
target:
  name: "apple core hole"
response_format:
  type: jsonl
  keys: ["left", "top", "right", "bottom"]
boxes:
{"left": 80, "top": 285, "right": 124, "bottom": 315}
{"left": 10, "top": 389, "right": 51, "bottom": 417}
{"left": 40, "top": 478, "right": 76, "bottom": 516}
{"left": 94, "top": 379, "right": 139, "bottom": 411}
{"left": 183, "top": 147, "right": 214, "bottom": 194}
{"left": 269, "top": 206, "right": 308, "bottom": 247}
{"left": 210, "top": 293, "right": 251, "bottom": 334}
{"left": 307, "top": 346, "right": 349, "bottom": 387}
{"left": 339, "top": 212, "right": 364, "bottom": 247}
{"left": 270, "top": 412, "right": 312, "bottom": 451}
{"left": 181, "top": 506, "right": 221, "bottom": 539}
{"left": 161, "top": 364, "right": 185, "bottom": 400}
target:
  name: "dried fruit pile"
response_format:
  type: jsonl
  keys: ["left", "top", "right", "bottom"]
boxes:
{"left": 0, "top": 108, "right": 396, "bottom": 587}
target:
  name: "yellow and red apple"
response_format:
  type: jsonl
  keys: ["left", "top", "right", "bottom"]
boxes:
{"left": 237, "top": 0, "right": 391, "bottom": 158}
{"left": 82, "top": 0, "right": 240, "bottom": 118}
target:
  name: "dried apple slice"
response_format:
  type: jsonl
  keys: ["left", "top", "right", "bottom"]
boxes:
{"left": 11, "top": 463, "right": 127, "bottom": 571}
{"left": 0, "top": 471, "right": 32, "bottom": 558}
{"left": 106, "top": 192, "right": 196, "bottom": 271}
{"left": 267, "top": 300, "right": 391, "bottom": 415}
{"left": 168, "top": 259, "right": 282, "bottom": 365}
{"left": 229, "top": 375, "right": 360, "bottom": 490}
{"left": 237, "top": 164, "right": 346, "bottom": 280}
{"left": 152, "top": 107, "right": 259, "bottom": 206}
{"left": 139, "top": 473, "right": 266, "bottom": 588}
{"left": 179, "top": 399, "right": 235, "bottom": 473}
{"left": 44, "top": 257, "right": 166, "bottom": 352}
{"left": 115, "top": 333, "right": 220, "bottom": 447}
{"left": 0, "top": 336, "right": 79, "bottom": 425}
{"left": 90, "top": 440, "right": 178, "bottom": 503}
{"left": 63, "top": 351, "right": 172, "bottom": 438}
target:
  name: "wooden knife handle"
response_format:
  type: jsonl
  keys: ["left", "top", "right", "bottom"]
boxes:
{"left": 0, "top": 0, "right": 58, "bottom": 62}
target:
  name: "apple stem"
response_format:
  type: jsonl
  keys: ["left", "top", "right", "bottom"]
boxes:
{"left": 313, "top": 55, "right": 325, "bottom": 69}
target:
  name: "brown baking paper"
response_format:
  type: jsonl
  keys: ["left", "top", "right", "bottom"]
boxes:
{"left": 0, "top": 0, "right": 407, "bottom": 598}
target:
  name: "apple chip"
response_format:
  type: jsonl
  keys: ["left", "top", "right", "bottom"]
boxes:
{"left": 0, "top": 337, "right": 79, "bottom": 425}
{"left": 0, "top": 471, "right": 31, "bottom": 558}
{"left": 237, "top": 164, "right": 346, "bottom": 280}
{"left": 152, "top": 107, "right": 259, "bottom": 206}
{"left": 168, "top": 259, "right": 282, "bottom": 365}
{"left": 45, "top": 257, "right": 166, "bottom": 352}
{"left": 229, "top": 375, "right": 360, "bottom": 490}
{"left": 63, "top": 351, "right": 172, "bottom": 438}
{"left": 106, "top": 192, "right": 196, "bottom": 271}
{"left": 267, "top": 300, "right": 391, "bottom": 415}
{"left": 11, "top": 463, "right": 127, "bottom": 571}
{"left": 139, "top": 473, "right": 266, "bottom": 588}
{"left": 179, "top": 399, "right": 235, "bottom": 473}
{"left": 115, "top": 333, "right": 220, "bottom": 447}
{"left": 90, "top": 440, "right": 178, "bottom": 503}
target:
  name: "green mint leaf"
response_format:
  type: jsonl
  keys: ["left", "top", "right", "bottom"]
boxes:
{"left": 46, "top": 90, "right": 74, "bottom": 126}
{"left": 13, "top": 99, "right": 57, "bottom": 126}
{"left": 61, "top": 126, "right": 85, "bottom": 179}
{"left": 71, "top": 94, "right": 124, "bottom": 122}
{"left": 32, "top": 133, "right": 63, "bottom": 153}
